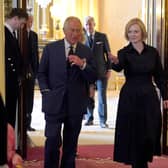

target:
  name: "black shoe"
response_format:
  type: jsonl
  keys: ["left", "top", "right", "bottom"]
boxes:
{"left": 84, "top": 120, "right": 93, "bottom": 126}
{"left": 100, "top": 123, "right": 108, "bottom": 128}
{"left": 27, "top": 127, "right": 36, "bottom": 131}
{"left": 132, "top": 162, "right": 148, "bottom": 168}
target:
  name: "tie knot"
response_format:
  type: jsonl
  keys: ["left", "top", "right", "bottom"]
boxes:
{"left": 69, "top": 45, "right": 73, "bottom": 49}
{"left": 68, "top": 45, "right": 74, "bottom": 55}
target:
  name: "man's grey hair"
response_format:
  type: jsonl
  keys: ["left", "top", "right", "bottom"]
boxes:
{"left": 84, "top": 16, "right": 95, "bottom": 25}
{"left": 63, "top": 16, "right": 82, "bottom": 30}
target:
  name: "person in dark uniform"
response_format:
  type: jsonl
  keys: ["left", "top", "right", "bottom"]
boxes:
{"left": 25, "top": 15, "right": 39, "bottom": 131}
{"left": 109, "top": 18, "right": 168, "bottom": 168}
{"left": 38, "top": 16, "right": 97, "bottom": 168}
{"left": 84, "top": 16, "right": 112, "bottom": 128}
{"left": 5, "top": 8, "right": 28, "bottom": 128}
{"left": 0, "top": 94, "right": 7, "bottom": 167}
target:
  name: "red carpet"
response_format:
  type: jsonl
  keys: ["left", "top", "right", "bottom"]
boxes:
{"left": 24, "top": 145, "right": 168, "bottom": 168}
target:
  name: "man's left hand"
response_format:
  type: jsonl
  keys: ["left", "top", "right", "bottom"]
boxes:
{"left": 68, "top": 55, "right": 86, "bottom": 68}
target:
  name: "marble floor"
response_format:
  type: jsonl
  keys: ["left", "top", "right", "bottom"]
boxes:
{"left": 28, "top": 89, "right": 119, "bottom": 146}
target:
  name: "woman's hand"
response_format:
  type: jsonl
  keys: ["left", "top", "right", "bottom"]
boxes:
{"left": 106, "top": 71, "right": 111, "bottom": 79}
{"left": 108, "top": 52, "right": 119, "bottom": 64}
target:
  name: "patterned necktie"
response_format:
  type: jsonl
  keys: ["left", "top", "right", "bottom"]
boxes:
{"left": 89, "top": 34, "right": 93, "bottom": 48}
{"left": 13, "top": 31, "right": 16, "bottom": 39}
{"left": 67, "top": 46, "right": 74, "bottom": 68}
{"left": 68, "top": 45, "right": 74, "bottom": 55}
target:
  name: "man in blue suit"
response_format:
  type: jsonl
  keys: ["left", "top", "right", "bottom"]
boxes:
{"left": 84, "top": 16, "right": 112, "bottom": 128}
{"left": 38, "top": 16, "right": 97, "bottom": 168}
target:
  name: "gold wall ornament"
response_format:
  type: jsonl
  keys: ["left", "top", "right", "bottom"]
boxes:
{"left": 50, "top": 1, "right": 64, "bottom": 39}
{"left": 36, "top": 0, "right": 52, "bottom": 40}
{"left": 0, "top": 0, "right": 5, "bottom": 99}
{"left": 35, "top": 0, "right": 52, "bottom": 8}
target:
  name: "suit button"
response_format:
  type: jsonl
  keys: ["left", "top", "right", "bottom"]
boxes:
{"left": 10, "top": 63, "right": 13, "bottom": 66}
{"left": 8, "top": 58, "right": 11, "bottom": 61}
{"left": 12, "top": 69, "right": 16, "bottom": 72}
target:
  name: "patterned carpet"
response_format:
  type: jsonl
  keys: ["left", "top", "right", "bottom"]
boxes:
{"left": 23, "top": 145, "right": 129, "bottom": 168}
{"left": 26, "top": 90, "right": 168, "bottom": 167}
{"left": 23, "top": 145, "right": 168, "bottom": 168}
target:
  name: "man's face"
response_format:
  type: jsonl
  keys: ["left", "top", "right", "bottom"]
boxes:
{"left": 64, "top": 19, "right": 82, "bottom": 45}
{"left": 26, "top": 16, "right": 33, "bottom": 29}
{"left": 85, "top": 20, "right": 95, "bottom": 34}
{"left": 13, "top": 16, "right": 27, "bottom": 30}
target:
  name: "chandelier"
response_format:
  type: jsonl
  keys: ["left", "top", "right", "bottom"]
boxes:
{"left": 36, "top": 0, "right": 52, "bottom": 8}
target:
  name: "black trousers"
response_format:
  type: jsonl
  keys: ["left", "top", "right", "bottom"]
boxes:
{"left": 44, "top": 116, "right": 83, "bottom": 168}
{"left": 25, "top": 77, "right": 35, "bottom": 128}
{"left": 0, "top": 95, "right": 7, "bottom": 165}
{"left": 5, "top": 79, "right": 18, "bottom": 128}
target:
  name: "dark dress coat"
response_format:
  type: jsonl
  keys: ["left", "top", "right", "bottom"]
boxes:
{"left": 37, "top": 39, "right": 97, "bottom": 135}
{"left": 25, "top": 30, "right": 39, "bottom": 128}
{"left": 85, "top": 31, "right": 111, "bottom": 78}
{"left": 112, "top": 43, "right": 167, "bottom": 165}
{"left": 5, "top": 26, "right": 22, "bottom": 128}
{"left": 27, "top": 30, "right": 39, "bottom": 76}
{"left": 0, "top": 95, "right": 7, "bottom": 165}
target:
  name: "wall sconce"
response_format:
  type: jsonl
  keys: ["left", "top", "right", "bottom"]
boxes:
{"left": 36, "top": 0, "right": 52, "bottom": 40}
{"left": 50, "top": 3, "right": 64, "bottom": 39}
{"left": 55, "top": 19, "right": 60, "bottom": 30}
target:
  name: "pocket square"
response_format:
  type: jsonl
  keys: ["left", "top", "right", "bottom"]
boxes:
{"left": 96, "top": 41, "right": 103, "bottom": 44}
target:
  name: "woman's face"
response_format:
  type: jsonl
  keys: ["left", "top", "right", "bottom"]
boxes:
{"left": 127, "top": 24, "right": 142, "bottom": 44}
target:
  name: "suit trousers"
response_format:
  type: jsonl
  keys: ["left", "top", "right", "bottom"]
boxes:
{"left": 96, "top": 77, "right": 108, "bottom": 124}
{"left": 44, "top": 115, "right": 83, "bottom": 168}
{"left": 86, "top": 77, "right": 108, "bottom": 124}
{"left": 25, "top": 77, "right": 35, "bottom": 128}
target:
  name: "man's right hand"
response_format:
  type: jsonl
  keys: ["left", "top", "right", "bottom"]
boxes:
{"left": 108, "top": 52, "right": 119, "bottom": 64}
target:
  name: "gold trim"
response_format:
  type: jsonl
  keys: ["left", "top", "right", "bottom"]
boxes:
{"left": 0, "top": 0, "right": 5, "bottom": 101}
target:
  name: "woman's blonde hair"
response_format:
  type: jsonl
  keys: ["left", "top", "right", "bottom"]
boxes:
{"left": 125, "top": 18, "right": 147, "bottom": 41}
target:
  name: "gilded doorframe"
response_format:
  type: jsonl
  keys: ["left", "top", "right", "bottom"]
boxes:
{"left": 163, "top": 0, "right": 168, "bottom": 154}
{"left": 143, "top": 0, "right": 168, "bottom": 154}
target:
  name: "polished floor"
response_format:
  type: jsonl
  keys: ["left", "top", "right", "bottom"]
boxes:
{"left": 28, "top": 89, "right": 119, "bottom": 146}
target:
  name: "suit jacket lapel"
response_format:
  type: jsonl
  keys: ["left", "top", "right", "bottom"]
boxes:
{"left": 93, "top": 32, "right": 99, "bottom": 43}
{"left": 61, "top": 39, "right": 66, "bottom": 60}
{"left": 75, "top": 43, "right": 83, "bottom": 59}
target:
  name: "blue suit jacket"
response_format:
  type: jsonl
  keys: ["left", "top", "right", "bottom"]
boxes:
{"left": 38, "top": 39, "right": 97, "bottom": 121}
{"left": 85, "top": 31, "right": 111, "bottom": 78}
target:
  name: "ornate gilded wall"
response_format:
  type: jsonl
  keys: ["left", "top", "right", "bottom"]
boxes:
{"left": 0, "top": 0, "right": 5, "bottom": 100}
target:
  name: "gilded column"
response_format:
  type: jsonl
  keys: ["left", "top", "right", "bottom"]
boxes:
{"left": 0, "top": 0, "right": 5, "bottom": 100}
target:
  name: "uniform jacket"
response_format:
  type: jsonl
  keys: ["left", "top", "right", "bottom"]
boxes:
{"left": 85, "top": 31, "right": 111, "bottom": 78}
{"left": 5, "top": 26, "right": 22, "bottom": 127}
{"left": 5, "top": 26, "right": 21, "bottom": 91}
